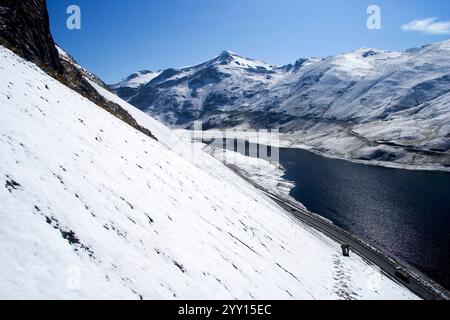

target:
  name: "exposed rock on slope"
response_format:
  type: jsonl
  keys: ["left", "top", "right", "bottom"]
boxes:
{"left": 0, "top": 0, "right": 156, "bottom": 141}
{"left": 0, "top": 0, "right": 62, "bottom": 71}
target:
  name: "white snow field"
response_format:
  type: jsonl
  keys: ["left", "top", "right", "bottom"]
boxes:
{"left": 111, "top": 70, "right": 163, "bottom": 90}
{"left": 0, "top": 46, "right": 417, "bottom": 300}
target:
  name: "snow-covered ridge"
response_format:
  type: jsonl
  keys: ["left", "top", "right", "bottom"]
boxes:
{"left": 328, "top": 48, "right": 403, "bottom": 77}
{"left": 113, "top": 40, "right": 450, "bottom": 169}
{"left": 0, "top": 45, "right": 417, "bottom": 299}
{"left": 111, "top": 70, "right": 163, "bottom": 89}
{"left": 56, "top": 45, "right": 106, "bottom": 87}
{"left": 212, "top": 50, "right": 276, "bottom": 70}
{"left": 111, "top": 50, "right": 276, "bottom": 90}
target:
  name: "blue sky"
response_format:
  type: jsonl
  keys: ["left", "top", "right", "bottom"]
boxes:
{"left": 47, "top": 0, "right": 450, "bottom": 83}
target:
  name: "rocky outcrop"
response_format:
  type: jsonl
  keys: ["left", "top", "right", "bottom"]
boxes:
{"left": 0, "top": 0, "right": 156, "bottom": 141}
{"left": 0, "top": 0, "right": 62, "bottom": 72}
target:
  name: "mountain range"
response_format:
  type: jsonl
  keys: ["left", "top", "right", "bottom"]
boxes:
{"left": 112, "top": 43, "right": 450, "bottom": 169}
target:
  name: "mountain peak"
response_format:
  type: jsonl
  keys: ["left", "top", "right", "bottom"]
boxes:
{"left": 220, "top": 50, "right": 238, "bottom": 56}
{"left": 137, "top": 70, "right": 154, "bottom": 75}
{"left": 217, "top": 50, "right": 240, "bottom": 63}
{"left": 214, "top": 50, "right": 274, "bottom": 70}
{"left": 348, "top": 47, "right": 386, "bottom": 58}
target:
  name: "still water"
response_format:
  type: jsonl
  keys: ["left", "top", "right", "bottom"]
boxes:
{"left": 217, "top": 139, "right": 450, "bottom": 289}
{"left": 281, "top": 147, "right": 450, "bottom": 290}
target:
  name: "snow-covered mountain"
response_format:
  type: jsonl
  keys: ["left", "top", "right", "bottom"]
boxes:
{"left": 113, "top": 50, "right": 283, "bottom": 128}
{"left": 0, "top": 45, "right": 419, "bottom": 300}
{"left": 113, "top": 42, "right": 450, "bottom": 169}
{"left": 0, "top": 0, "right": 417, "bottom": 300}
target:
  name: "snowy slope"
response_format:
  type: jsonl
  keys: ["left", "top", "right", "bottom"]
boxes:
{"left": 56, "top": 46, "right": 106, "bottom": 87}
{"left": 0, "top": 46, "right": 417, "bottom": 299}
{"left": 111, "top": 71, "right": 162, "bottom": 90}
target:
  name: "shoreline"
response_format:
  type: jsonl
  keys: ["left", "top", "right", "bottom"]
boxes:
{"left": 285, "top": 144, "right": 450, "bottom": 173}
{"left": 199, "top": 136, "right": 450, "bottom": 299}
{"left": 177, "top": 129, "right": 450, "bottom": 173}
{"left": 227, "top": 164, "right": 450, "bottom": 300}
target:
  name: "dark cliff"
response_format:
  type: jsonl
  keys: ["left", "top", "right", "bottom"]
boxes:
{"left": 0, "top": 0, "right": 156, "bottom": 140}
{"left": 0, "top": 0, "right": 62, "bottom": 72}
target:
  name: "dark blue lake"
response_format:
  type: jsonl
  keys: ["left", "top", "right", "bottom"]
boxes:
{"left": 280, "top": 147, "right": 450, "bottom": 290}
{"left": 211, "top": 138, "right": 450, "bottom": 290}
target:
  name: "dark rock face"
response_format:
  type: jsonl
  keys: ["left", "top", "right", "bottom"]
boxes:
{"left": 443, "top": 157, "right": 450, "bottom": 167}
{"left": 115, "top": 86, "right": 139, "bottom": 101}
{"left": 0, "top": 0, "right": 156, "bottom": 141}
{"left": 362, "top": 50, "right": 378, "bottom": 58}
{"left": 0, "top": 0, "right": 62, "bottom": 72}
